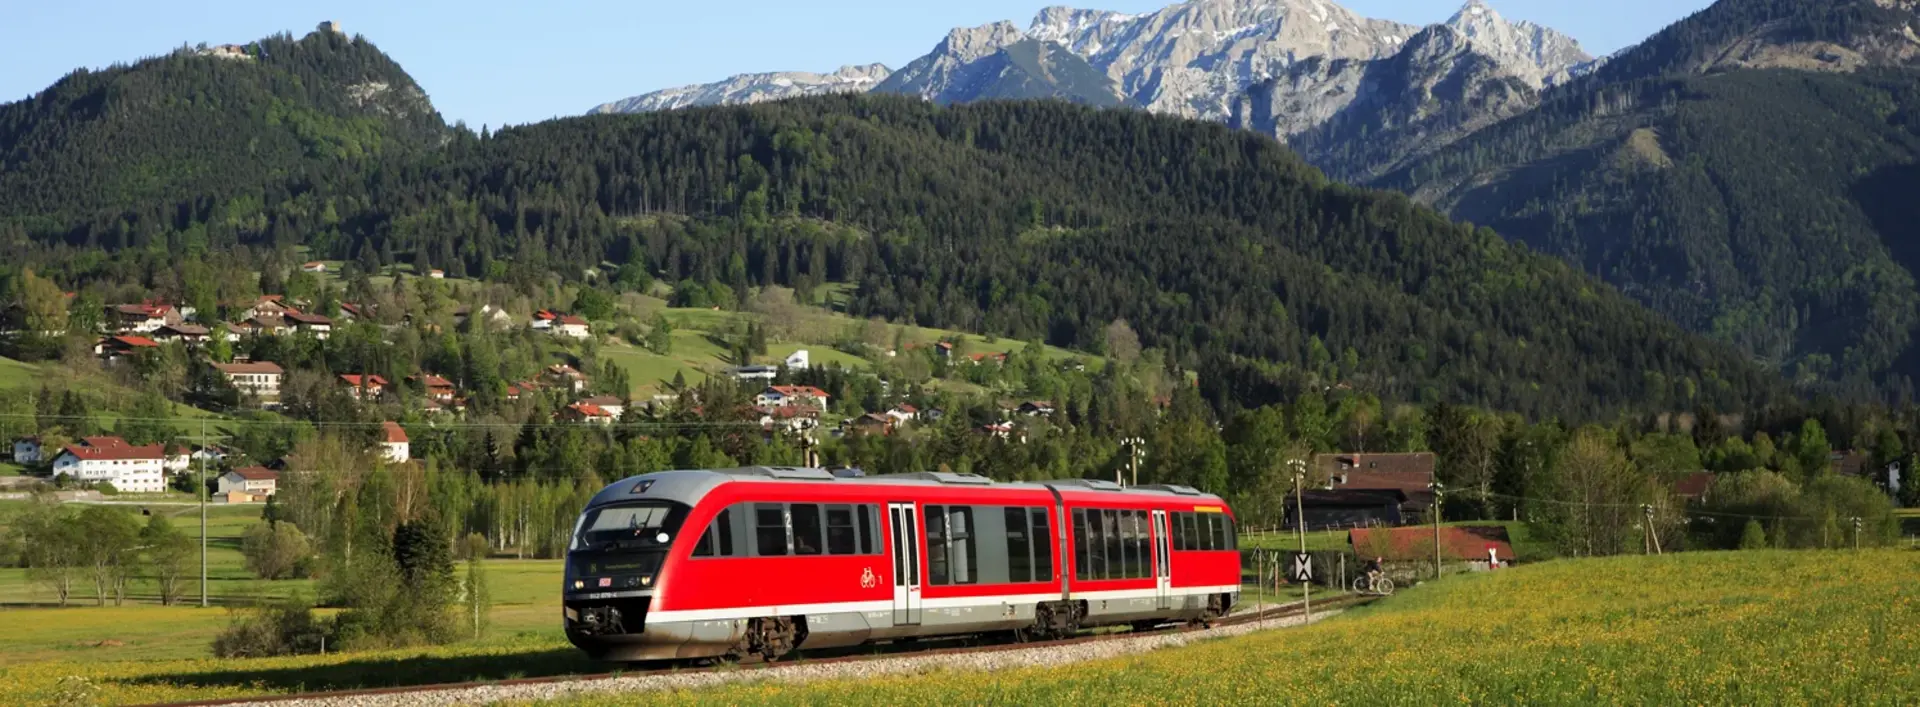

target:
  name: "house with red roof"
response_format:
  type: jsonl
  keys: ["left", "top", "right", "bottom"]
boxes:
{"left": 379, "top": 421, "right": 410, "bottom": 463}
{"left": 756, "top": 385, "right": 830, "bottom": 411}
{"left": 409, "top": 374, "right": 458, "bottom": 403}
{"left": 559, "top": 401, "right": 615, "bottom": 425}
{"left": 107, "top": 302, "right": 179, "bottom": 333}
{"left": 301, "top": 261, "right": 327, "bottom": 273}
{"left": 1349, "top": 525, "right": 1516, "bottom": 568}
{"left": 339, "top": 374, "right": 389, "bottom": 401}
{"left": 217, "top": 466, "right": 280, "bottom": 501}
{"left": 50, "top": 436, "right": 167, "bottom": 493}
{"left": 885, "top": 403, "right": 920, "bottom": 424}
{"left": 552, "top": 314, "right": 591, "bottom": 339}
{"left": 94, "top": 335, "right": 161, "bottom": 362}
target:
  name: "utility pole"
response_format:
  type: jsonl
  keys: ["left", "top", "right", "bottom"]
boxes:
{"left": 1123, "top": 437, "right": 1145, "bottom": 487}
{"left": 1430, "top": 481, "right": 1445, "bottom": 580}
{"left": 1288, "top": 458, "right": 1308, "bottom": 620}
{"left": 199, "top": 417, "right": 208, "bottom": 609}
{"left": 1642, "top": 504, "right": 1662, "bottom": 555}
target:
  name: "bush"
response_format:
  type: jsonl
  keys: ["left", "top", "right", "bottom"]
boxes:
{"left": 1739, "top": 519, "right": 1768, "bottom": 550}
{"left": 240, "top": 522, "right": 312, "bottom": 580}
{"left": 93, "top": 481, "right": 119, "bottom": 495}
{"left": 212, "top": 596, "right": 330, "bottom": 658}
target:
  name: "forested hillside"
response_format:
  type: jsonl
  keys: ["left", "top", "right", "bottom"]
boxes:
{"left": 0, "top": 28, "right": 443, "bottom": 233}
{"left": 1376, "top": 0, "right": 1920, "bottom": 395}
{"left": 1, "top": 70, "right": 1783, "bottom": 418}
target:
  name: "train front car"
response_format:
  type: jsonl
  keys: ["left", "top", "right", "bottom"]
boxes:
{"left": 563, "top": 471, "right": 709, "bottom": 661}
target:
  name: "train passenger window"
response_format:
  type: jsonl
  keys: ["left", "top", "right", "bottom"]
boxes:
{"left": 1004, "top": 507, "right": 1032, "bottom": 583}
{"left": 1197, "top": 513, "right": 1216, "bottom": 551}
{"left": 754, "top": 504, "right": 789, "bottom": 556}
{"left": 1133, "top": 511, "right": 1150, "bottom": 578}
{"left": 947, "top": 506, "right": 977, "bottom": 584}
{"left": 925, "top": 505, "right": 949, "bottom": 585}
{"left": 860, "top": 505, "right": 878, "bottom": 554}
{"left": 692, "top": 507, "right": 736, "bottom": 557}
{"left": 1171, "top": 512, "right": 1189, "bottom": 551}
{"left": 1032, "top": 508, "right": 1053, "bottom": 583}
{"left": 826, "top": 505, "right": 857, "bottom": 555}
{"left": 1072, "top": 509, "right": 1090, "bottom": 580}
{"left": 1216, "top": 513, "right": 1233, "bottom": 550}
{"left": 1102, "top": 510, "right": 1122, "bottom": 581}
{"left": 1117, "top": 510, "right": 1137, "bottom": 579}
{"left": 791, "top": 504, "right": 824, "bottom": 556}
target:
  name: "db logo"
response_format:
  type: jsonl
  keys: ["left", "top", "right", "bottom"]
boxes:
{"left": 860, "top": 566, "right": 877, "bottom": 589}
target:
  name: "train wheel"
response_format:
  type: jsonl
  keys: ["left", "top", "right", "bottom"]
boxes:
{"left": 746, "top": 616, "right": 800, "bottom": 661}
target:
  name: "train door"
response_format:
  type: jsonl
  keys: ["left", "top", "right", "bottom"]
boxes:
{"left": 888, "top": 502, "right": 922, "bottom": 626}
{"left": 1152, "top": 509, "right": 1172, "bottom": 610}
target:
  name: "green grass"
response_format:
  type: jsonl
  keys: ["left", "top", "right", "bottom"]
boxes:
{"left": 1239, "top": 521, "right": 1554, "bottom": 561}
{"left": 0, "top": 356, "right": 40, "bottom": 389}
{"left": 0, "top": 462, "right": 23, "bottom": 476}
{"left": 565, "top": 550, "right": 1920, "bottom": 705}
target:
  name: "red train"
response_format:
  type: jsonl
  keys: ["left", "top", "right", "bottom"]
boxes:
{"left": 563, "top": 467, "right": 1242, "bottom": 661}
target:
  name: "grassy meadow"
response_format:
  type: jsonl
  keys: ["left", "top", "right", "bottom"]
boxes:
{"left": 547, "top": 549, "right": 1920, "bottom": 706}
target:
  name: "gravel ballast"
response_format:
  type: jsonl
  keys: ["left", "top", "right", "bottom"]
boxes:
{"left": 262, "top": 610, "right": 1343, "bottom": 707}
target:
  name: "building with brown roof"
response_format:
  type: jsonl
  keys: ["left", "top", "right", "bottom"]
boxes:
{"left": 215, "top": 361, "right": 284, "bottom": 399}
{"left": 217, "top": 466, "right": 279, "bottom": 499}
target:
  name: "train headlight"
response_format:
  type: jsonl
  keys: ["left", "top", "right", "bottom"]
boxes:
{"left": 641, "top": 575, "right": 652, "bottom": 586}
{"left": 572, "top": 580, "right": 584, "bottom": 590}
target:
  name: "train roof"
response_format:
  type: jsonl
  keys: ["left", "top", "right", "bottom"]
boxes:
{"left": 585, "top": 467, "right": 1227, "bottom": 510}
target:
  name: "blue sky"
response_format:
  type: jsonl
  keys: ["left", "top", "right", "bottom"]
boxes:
{"left": 3, "top": 0, "right": 1714, "bottom": 129}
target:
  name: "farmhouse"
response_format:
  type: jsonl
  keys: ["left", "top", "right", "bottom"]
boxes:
{"left": 755, "top": 385, "right": 830, "bottom": 411}
{"left": 380, "top": 421, "right": 410, "bottom": 463}
{"left": 215, "top": 361, "right": 284, "bottom": 399}
{"left": 1349, "top": 525, "right": 1516, "bottom": 569}
{"left": 151, "top": 323, "right": 211, "bottom": 346}
{"left": 50, "top": 436, "right": 167, "bottom": 494}
{"left": 12, "top": 437, "right": 43, "bottom": 464}
{"left": 107, "top": 303, "right": 178, "bottom": 333}
{"left": 217, "top": 466, "right": 279, "bottom": 500}
{"left": 755, "top": 405, "right": 820, "bottom": 433}
{"left": 559, "top": 401, "right": 616, "bottom": 425}
{"left": 850, "top": 413, "right": 894, "bottom": 435}
{"left": 95, "top": 334, "right": 160, "bottom": 362}
{"left": 241, "top": 295, "right": 292, "bottom": 322}
{"left": 301, "top": 261, "right": 327, "bottom": 273}
{"left": 409, "top": 373, "right": 457, "bottom": 402}
{"left": 284, "top": 311, "right": 333, "bottom": 339}
{"left": 339, "top": 374, "right": 388, "bottom": 400}
{"left": 545, "top": 364, "right": 588, "bottom": 392}
{"left": 578, "top": 395, "right": 627, "bottom": 419}
{"left": 885, "top": 404, "right": 920, "bottom": 424}
{"left": 553, "top": 314, "right": 591, "bottom": 339}
{"left": 1317, "top": 452, "right": 1438, "bottom": 520}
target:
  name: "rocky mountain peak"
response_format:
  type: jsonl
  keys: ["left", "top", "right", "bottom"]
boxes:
{"left": 1442, "top": 0, "right": 1593, "bottom": 87}
{"left": 937, "top": 21, "right": 1028, "bottom": 63}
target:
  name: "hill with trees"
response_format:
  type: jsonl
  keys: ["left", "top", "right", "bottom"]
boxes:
{"left": 1374, "top": 0, "right": 1920, "bottom": 396}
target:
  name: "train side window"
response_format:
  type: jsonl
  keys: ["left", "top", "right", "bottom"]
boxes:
{"left": 1217, "top": 513, "right": 1233, "bottom": 550}
{"left": 1133, "top": 511, "right": 1149, "bottom": 578}
{"left": 1102, "top": 510, "right": 1123, "bottom": 581}
{"left": 1004, "top": 507, "right": 1032, "bottom": 584}
{"left": 1072, "top": 509, "right": 1090, "bottom": 580}
{"left": 1195, "top": 513, "right": 1214, "bottom": 551}
{"left": 754, "top": 503, "right": 789, "bottom": 556}
{"left": 856, "top": 505, "right": 876, "bottom": 555}
{"left": 825, "top": 505, "right": 857, "bottom": 555}
{"left": 948, "top": 506, "right": 977, "bottom": 584}
{"left": 1172, "top": 512, "right": 1189, "bottom": 551}
{"left": 925, "top": 505, "right": 949, "bottom": 585}
{"left": 1083, "top": 509, "right": 1104, "bottom": 580}
{"left": 1117, "top": 509, "right": 1136, "bottom": 579}
{"left": 1032, "top": 507, "right": 1052, "bottom": 582}
{"left": 692, "top": 507, "right": 736, "bottom": 557}
{"left": 791, "top": 504, "right": 823, "bottom": 556}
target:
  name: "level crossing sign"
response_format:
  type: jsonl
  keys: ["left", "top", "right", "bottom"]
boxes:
{"left": 1289, "top": 552, "right": 1313, "bottom": 583}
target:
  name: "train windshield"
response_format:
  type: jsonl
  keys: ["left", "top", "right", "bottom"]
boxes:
{"left": 570, "top": 502, "right": 689, "bottom": 554}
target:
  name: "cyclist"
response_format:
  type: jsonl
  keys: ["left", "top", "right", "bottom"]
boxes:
{"left": 1363, "top": 556, "right": 1384, "bottom": 593}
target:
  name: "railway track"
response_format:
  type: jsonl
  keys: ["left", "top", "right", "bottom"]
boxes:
{"left": 150, "top": 594, "right": 1374, "bottom": 707}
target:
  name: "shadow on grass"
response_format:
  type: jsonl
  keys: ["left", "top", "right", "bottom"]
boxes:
{"left": 119, "top": 647, "right": 601, "bottom": 692}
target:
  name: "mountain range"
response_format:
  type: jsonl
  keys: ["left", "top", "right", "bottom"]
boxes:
{"left": 592, "top": 0, "right": 1920, "bottom": 396}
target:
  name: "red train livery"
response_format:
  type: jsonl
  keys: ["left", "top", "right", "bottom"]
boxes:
{"left": 563, "top": 467, "right": 1242, "bottom": 661}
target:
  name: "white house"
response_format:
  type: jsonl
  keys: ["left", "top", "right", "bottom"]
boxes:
{"left": 578, "top": 395, "right": 627, "bottom": 420}
{"left": 560, "top": 401, "right": 616, "bottom": 425}
{"left": 215, "top": 361, "right": 284, "bottom": 398}
{"left": 301, "top": 261, "right": 327, "bottom": 273}
{"left": 885, "top": 404, "right": 920, "bottom": 425}
{"left": 784, "top": 349, "right": 811, "bottom": 371}
{"left": 756, "top": 406, "right": 820, "bottom": 433}
{"left": 285, "top": 312, "right": 333, "bottom": 340}
{"left": 553, "top": 314, "right": 591, "bottom": 339}
{"left": 756, "top": 385, "right": 830, "bottom": 411}
{"left": 724, "top": 365, "right": 779, "bottom": 382}
{"left": 12, "top": 437, "right": 42, "bottom": 464}
{"left": 380, "top": 421, "right": 410, "bottom": 463}
{"left": 217, "top": 467, "right": 279, "bottom": 499}
{"left": 50, "top": 437, "right": 167, "bottom": 493}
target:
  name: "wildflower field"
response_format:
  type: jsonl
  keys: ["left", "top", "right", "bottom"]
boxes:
{"left": 553, "top": 549, "right": 1920, "bottom": 706}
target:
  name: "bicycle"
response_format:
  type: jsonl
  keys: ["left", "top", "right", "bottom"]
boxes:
{"left": 1351, "top": 573, "right": 1395, "bottom": 596}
